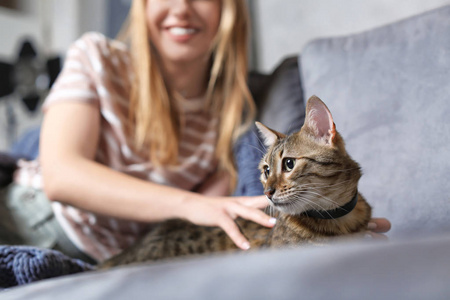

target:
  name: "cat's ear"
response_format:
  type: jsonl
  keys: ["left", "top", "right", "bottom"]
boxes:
{"left": 304, "top": 95, "right": 337, "bottom": 145}
{"left": 255, "top": 122, "right": 286, "bottom": 147}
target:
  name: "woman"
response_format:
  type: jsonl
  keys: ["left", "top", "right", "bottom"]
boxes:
{"left": 5, "top": 0, "right": 390, "bottom": 263}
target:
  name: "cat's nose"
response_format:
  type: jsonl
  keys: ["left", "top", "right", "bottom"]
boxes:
{"left": 264, "top": 188, "right": 276, "bottom": 200}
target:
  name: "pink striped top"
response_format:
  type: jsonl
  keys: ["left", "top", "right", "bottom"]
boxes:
{"left": 14, "top": 32, "right": 220, "bottom": 261}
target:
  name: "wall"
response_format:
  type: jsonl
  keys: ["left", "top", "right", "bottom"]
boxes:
{"left": 0, "top": 0, "right": 107, "bottom": 152}
{"left": 0, "top": 1, "right": 39, "bottom": 60}
{"left": 0, "top": 0, "right": 107, "bottom": 58}
{"left": 252, "top": 0, "right": 450, "bottom": 72}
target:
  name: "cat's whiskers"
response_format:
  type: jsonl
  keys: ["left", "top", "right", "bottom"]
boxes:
{"left": 264, "top": 204, "right": 277, "bottom": 218}
{"left": 278, "top": 188, "right": 332, "bottom": 214}
{"left": 298, "top": 190, "right": 342, "bottom": 208}
{"left": 279, "top": 185, "right": 340, "bottom": 208}
{"left": 319, "top": 167, "right": 361, "bottom": 174}
{"left": 277, "top": 179, "right": 355, "bottom": 216}
{"left": 290, "top": 194, "right": 340, "bottom": 223}
{"left": 285, "top": 186, "right": 345, "bottom": 215}
{"left": 243, "top": 143, "right": 266, "bottom": 156}
{"left": 251, "top": 130, "right": 269, "bottom": 151}
{"left": 305, "top": 184, "right": 351, "bottom": 196}
{"left": 293, "top": 180, "right": 354, "bottom": 192}
{"left": 308, "top": 186, "right": 345, "bottom": 195}
{"left": 297, "top": 196, "right": 341, "bottom": 224}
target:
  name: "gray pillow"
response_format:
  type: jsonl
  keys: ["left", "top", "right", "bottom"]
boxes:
{"left": 300, "top": 5, "right": 450, "bottom": 238}
{"left": 252, "top": 57, "right": 305, "bottom": 135}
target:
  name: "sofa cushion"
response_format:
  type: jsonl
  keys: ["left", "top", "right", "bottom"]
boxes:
{"left": 300, "top": 5, "right": 450, "bottom": 238}
{"left": 3, "top": 234, "right": 450, "bottom": 300}
{"left": 252, "top": 56, "right": 305, "bottom": 135}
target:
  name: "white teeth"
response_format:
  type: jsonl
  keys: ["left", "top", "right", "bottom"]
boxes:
{"left": 169, "top": 27, "right": 196, "bottom": 36}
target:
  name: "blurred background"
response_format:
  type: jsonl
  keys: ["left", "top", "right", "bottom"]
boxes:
{"left": 0, "top": 0, "right": 449, "bottom": 153}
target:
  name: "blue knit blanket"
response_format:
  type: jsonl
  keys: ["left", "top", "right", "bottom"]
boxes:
{"left": 0, "top": 246, "right": 94, "bottom": 289}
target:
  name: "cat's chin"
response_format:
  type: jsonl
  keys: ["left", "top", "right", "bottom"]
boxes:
{"left": 270, "top": 199, "right": 309, "bottom": 215}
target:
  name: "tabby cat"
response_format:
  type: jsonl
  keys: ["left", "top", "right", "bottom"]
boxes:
{"left": 100, "top": 96, "right": 371, "bottom": 268}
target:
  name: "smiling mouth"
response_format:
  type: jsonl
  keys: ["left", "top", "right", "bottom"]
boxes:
{"left": 168, "top": 27, "right": 198, "bottom": 36}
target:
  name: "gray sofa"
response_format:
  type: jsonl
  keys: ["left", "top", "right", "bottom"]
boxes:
{"left": 3, "top": 5, "right": 450, "bottom": 299}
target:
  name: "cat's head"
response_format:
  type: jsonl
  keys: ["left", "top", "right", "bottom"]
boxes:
{"left": 256, "top": 95, "right": 361, "bottom": 216}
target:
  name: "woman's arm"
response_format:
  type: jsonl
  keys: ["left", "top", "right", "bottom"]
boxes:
{"left": 40, "top": 102, "right": 274, "bottom": 250}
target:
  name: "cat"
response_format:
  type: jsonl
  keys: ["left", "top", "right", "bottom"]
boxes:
{"left": 100, "top": 95, "right": 372, "bottom": 268}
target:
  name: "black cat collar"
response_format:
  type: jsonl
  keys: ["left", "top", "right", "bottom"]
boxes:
{"left": 302, "top": 190, "right": 359, "bottom": 220}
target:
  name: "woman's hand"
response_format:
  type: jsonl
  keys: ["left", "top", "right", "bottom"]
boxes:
{"left": 366, "top": 218, "right": 392, "bottom": 239}
{"left": 180, "top": 195, "right": 275, "bottom": 250}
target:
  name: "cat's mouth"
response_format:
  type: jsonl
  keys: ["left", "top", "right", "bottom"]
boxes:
{"left": 272, "top": 201, "right": 290, "bottom": 207}
{"left": 268, "top": 195, "right": 311, "bottom": 215}
{"left": 268, "top": 197, "right": 293, "bottom": 208}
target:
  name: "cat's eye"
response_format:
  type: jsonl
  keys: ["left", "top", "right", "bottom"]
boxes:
{"left": 283, "top": 158, "right": 296, "bottom": 172}
{"left": 263, "top": 165, "right": 270, "bottom": 178}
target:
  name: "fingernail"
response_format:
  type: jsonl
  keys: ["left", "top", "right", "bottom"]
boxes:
{"left": 364, "top": 233, "right": 373, "bottom": 239}
{"left": 242, "top": 242, "right": 250, "bottom": 250}
{"left": 269, "top": 218, "right": 277, "bottom": 225}
{"left": 367, "top": 222, "right": 377, "bottom": 230}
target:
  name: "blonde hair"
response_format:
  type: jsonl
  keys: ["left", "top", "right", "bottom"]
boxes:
{"left": 125, "top": 0, "right": 255, "bottom": 193}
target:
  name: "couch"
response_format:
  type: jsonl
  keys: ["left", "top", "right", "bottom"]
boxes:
{"left": 2, "top": 4, "right": 450, "bottom": 299}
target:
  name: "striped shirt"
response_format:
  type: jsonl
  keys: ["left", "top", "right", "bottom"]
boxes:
{"left": 14, "top": 32, "right": 220, "bottom": 261}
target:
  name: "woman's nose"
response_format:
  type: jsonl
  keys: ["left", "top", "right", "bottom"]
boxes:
{"left": 170, "top": 0, "right": 191, "bottom": 17}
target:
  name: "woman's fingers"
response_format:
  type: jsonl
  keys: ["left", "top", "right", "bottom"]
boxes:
{"left": 218, "top": 216, "right": 251, "bottom": 250}
{"left": 367, "top": 218, "right": 392, "bottom": 233}
{"left": 236, "top": 195, "right": 269, "bottom": 209}
{"left": 365, "top": 231, "right": 389, "bottom": 240}
{"left": 229, "top": 202, "right": 276, "bottom": 228}
{"left": 219, "top": 201, "right": 276, "bottom": 250}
